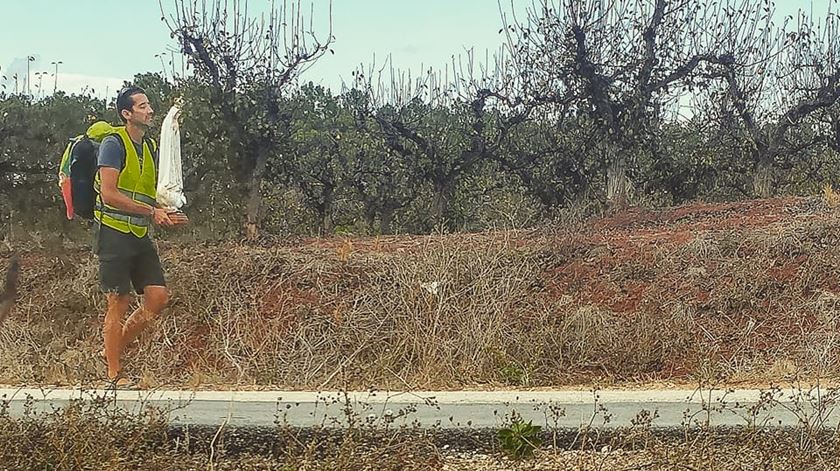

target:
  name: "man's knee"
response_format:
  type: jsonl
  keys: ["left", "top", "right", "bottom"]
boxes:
{"left": 143, "top": 286, "right": 170, "bottom": 313}
{"left": 104, "top": 294, "right": 128, "bottom": 329}
{"left": 104, "top": 313, "right": 121, "bottom": 328}
{"left": 106, "top": 293, "right": 132, "bottom": 314}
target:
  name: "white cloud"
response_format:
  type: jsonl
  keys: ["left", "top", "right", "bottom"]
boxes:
{"left": 2, "top": 56, "right": 127, "bottom": 99}
{"left": 53, "top": 72, "right": 127, "bottom": 99}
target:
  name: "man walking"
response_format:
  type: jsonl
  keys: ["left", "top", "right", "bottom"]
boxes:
{"left": 94, "top": 86, "right": 187, "bottom": 386}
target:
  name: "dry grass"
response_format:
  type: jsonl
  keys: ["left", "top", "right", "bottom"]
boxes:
{"left": 0, "top": 241, "right": 700, "bottom": 389}
{"left": 824, "top": 184, "right": 840, "bottom": 209}
{"left": 0, "top": 197, "right": 837, "bottom": 389}
{"left": 0, "top": 391, "right": 443, "bottom": 470}
{"left": 5, "top": 382, "right": 840, "bottom": 469}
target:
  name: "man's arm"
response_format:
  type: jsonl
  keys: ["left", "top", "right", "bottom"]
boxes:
{"left": 98, "top": 167, "right": 153, "bottom": 216}
{"left": 99, "top": 167, "right": 173, "bottom": 226}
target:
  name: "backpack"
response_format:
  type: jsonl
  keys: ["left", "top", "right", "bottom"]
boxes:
{"left": 58, "top": 121, "right": 115, "bottom": 220}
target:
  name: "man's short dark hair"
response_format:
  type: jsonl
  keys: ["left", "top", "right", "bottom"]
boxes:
{"left": 116, "top": 86, "right": 146, "bottom": 123}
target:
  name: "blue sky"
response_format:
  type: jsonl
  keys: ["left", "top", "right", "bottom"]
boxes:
{"left": 0, "top": 0, "right": 832, "bottom": 98}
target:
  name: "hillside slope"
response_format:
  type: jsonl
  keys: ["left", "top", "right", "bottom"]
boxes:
{"left": 1, "top": 197, "right": 837, "bottom": 389}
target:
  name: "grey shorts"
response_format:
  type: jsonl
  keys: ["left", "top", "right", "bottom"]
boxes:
{"left": 94, "top": 224, "right": 165, "bottom": 295}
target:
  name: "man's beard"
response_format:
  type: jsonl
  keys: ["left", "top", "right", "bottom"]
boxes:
{"left": 129, "top": 118, "right": 152, "bottom": 132}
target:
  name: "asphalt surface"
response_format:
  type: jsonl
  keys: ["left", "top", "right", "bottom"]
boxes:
{"left": 1, "top": 387, "right": 834, "bottom": 429}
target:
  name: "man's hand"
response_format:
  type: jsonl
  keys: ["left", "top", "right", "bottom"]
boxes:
{"left": 167, "top": 210, "right": 190, "bottom": 226}
{"left": 152, "top": 207, "right": 174, "bottom": 227}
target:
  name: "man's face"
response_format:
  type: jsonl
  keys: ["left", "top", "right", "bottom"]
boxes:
{"left": 124, "top": 93, "right": 154, "bottom": 127}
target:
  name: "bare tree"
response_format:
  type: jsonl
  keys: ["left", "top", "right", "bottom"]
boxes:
{"left": 711, "top": 6, "right": 840, "bottom": 197}
{"left": 354, "top": 51, "right": 534, "bottom": 227}
{"left": 829, "top": 104, "right": 840, "bottom": 153}
{"left": 331, "top": 87, "right": 419, "bottom": 234}
{"left": 160, "top": 0, "right": 333, "bottom": 239}
{"left": 504, "top": 0, "right": 759, "bottom": 208}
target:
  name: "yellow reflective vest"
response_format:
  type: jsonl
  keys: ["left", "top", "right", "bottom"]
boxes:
{"left": 94, "top": 127, "right": 157, "bottom": 238}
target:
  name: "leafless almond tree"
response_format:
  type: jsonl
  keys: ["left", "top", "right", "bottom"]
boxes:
{"left": 352, "top": 51, "right": 536, "bottom": 226}
{"left": 160, "top": 0, "right": 333, "bottom": 238}
{"left": 711, "top": 6, "right": 840, "bottom": 197}
{"left": 504, "top": 0, "right": 763, "bottom": 207}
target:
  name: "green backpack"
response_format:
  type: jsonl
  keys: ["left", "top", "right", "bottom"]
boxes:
{"left": 58, "top": 121, "right": 116, "bottom": 220}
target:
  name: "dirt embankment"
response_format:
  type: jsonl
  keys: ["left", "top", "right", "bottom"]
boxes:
{"left": 0, "top": 197, "right": 837, "bottom": 390}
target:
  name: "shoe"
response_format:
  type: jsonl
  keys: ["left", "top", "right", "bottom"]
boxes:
{"left": 105, "top": 374, "right": 139, "bottom": 390}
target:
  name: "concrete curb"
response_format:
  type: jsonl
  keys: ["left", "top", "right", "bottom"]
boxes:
{"left": 0, "top": 387, "right": 809, "bottom": 403}
{"left": 1, "top": 387, "right": 833, "bottom": 429}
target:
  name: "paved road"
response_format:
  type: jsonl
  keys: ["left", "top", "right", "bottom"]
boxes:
{"left": 1, "top": 387, "right": 835, "bottom": 429}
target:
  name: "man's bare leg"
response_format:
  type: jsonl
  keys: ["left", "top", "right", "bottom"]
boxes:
{"left": 121, "top": 285, "right": 169, "bottom": 350}
{"left": 104, "top": 293, "right": 132, "bottom": 380}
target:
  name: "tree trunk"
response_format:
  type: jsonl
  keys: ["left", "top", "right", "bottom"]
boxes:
{"left": 380, "top": 205, "right": 395, "bottom": 235}
{"left": 316, "top": 206, "right": 333, "bottom": 236}
{"left": 753, "top": 157, "right": 773, "bottom": 199}
{"left": 431, "top": 181, "right": 454, "bottom": 226}
{"left": 605, "top": 143, "right": 631, "bottom": 209}
{"left": 316, "top": 187, "right": 335, "bottom": 236}
{"left": 363, "top": 206, "right": 376, "bottom": 234}
{"left": 321, "top": 213, "right": 332, "bottom": 235}
{"left": 244, "top": 148, "right": 268, "bottom": 240}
